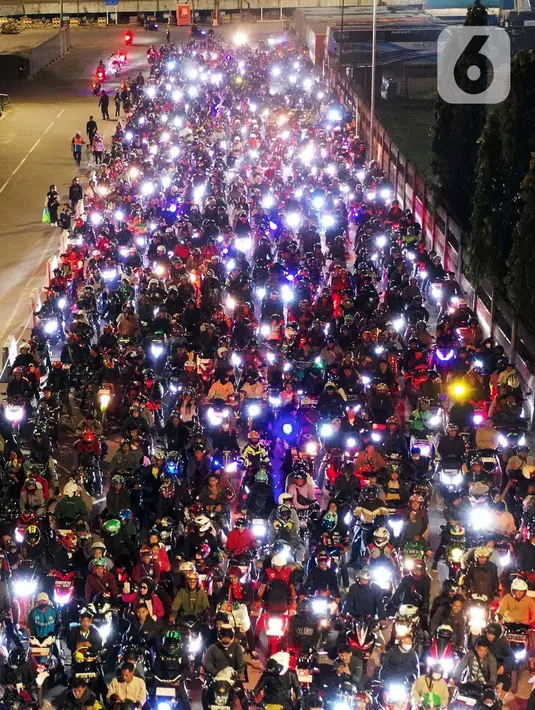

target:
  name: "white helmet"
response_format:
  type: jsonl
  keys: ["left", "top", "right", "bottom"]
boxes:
{"left": 195, "top": 515, "right": 211, "bottom": 533}
{"left": 271, "top": 651, "right": 290, "bottom": 673}
{"left": 511, "top": 578, "right": 529, "bottom": 592}
{"left": 63, "top": 481, "right": 78, "bottom": 498}
{"left": 271, "top": 553, "right": 287, "bottom": 568}
{"left": 278, "top": 492, "right": 293, "bottom": 506}
{"left": 373, "top": 526, "right": 390, "bottom": 547}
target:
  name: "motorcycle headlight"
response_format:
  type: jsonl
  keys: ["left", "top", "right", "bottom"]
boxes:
{"left": 469, "top": 606, "right": 486, "bottom": 621}
{"left": 44, "top": 320, "right": 58, "bottom": 334}
{"left": 269, "top": 396, "right": 281, "bottom": 407}
{"left": 515, "top": 649, "right": 527, "bottom": 660}
{"left": 248, "top": 404, "right": 261, "bottom": 418}
{"left": 450, "top": 547, "right": 463, "bottom": 563}
{"left": 158, "top": 703, "right": 172, "bottom": 710}
{"left": 498, "top": 435, "right": 507, "bottom": 447}
{"left": 103, "top": 269, "right": 116, "bottom": 280}
{"left": 6, "top": 406, "right": 24, "bottom": 422}
{"left": 473, "top": 414, "right": 483, "bottom": 425}
{"left": 13, "top": 580, "right": 37, "bottom": 597}
{"left": 312, "top": 598, "right": 329, "bottom": 615}
{"left": 58, "top": 298, "right": 67, "bottom": 309}
{"left": 306, "top": 442, "right": 318, "bottom": 456}
{"left": 371, "top": 432, "right": 381, "bottom": 443}
{"left": 252, "top": 523, "right": 266, "bottom": 537}
{"left": 99, "top": 394, "right": 111, "bottom": 409}
{"left": 386, "top": 684, "right": 407, "bottom": 703}
{"left": 395, "top": 623, "right": 409, "bottom": 636}
{"left": 320, "top": 424, "right": 333, "bottom": 438}
{"left": 388, "top": 519, "right": 404, "bottom": 537}
{"left": 151, "top": 344, "right": 164, "bottom": 358}
{"left": 440, "top": 657, "right": 454, "bottom": 673}
{"left": 282, "top": 423, "right": 293, "bottom": 435}
{"left": 372, "top": 566, "right": 392, "bottom": 589}
{"left": 98, "top": 622, "right": 111, "bottom": 642}
{"left": 267, "top": 617, "right": 284, "bottom": 635}
{"left": 188, "top": 635, "right": 202, "bottom": 653}
{"left": 430, "top": 415, "right": 441, "bottom": 427}
{"left": 346, "top": 437, "right": 357, "bottom": 448}
{"left": 519, "top": 436, "right": 527, "bottom": 447}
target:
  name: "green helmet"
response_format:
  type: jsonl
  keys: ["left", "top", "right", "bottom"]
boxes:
{"left": 163, "top": 629, "right": 182, "bottom": 655}
{"left": 93, "top": 558, "right": 108, "bottom": 568}
{"left": 321, "top": 512, "right": 337, "bottom": 532}
{"left": 422, "top": 694, "right": 442, "bottom": 709}
{"left": 102, "top": 519, "right": 121, "bottom": 536}
{"left": 255, "top": 469, "right": 269, "bottom": 483}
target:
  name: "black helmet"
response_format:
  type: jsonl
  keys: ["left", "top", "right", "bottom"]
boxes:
{"left": 362, "top": 484, "right": 379, "bottom": 500}
{"left": 266, "top": 658, "right": 284, "bottom": 675}
{"left": 8, "top": 647, "right": 25, "bottom": 668}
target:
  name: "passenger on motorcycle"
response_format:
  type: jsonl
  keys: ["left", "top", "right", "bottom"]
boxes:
{"left": 391, "top": 558, "right": 431, "bottom": 620}
{"left": 381, "top": 633, "right": 419, "bottom": 683}
{"left": 411, "top": 664, "right": 449, "bottom": 709}
{"left": 305, "top": 549, "right": 341, "bottom": 603}
{"left": 253, "top": 653, "right": 301, "bottom": 710}
{"left": 437, "top": 424, "right": 466, "bottom": 461}
{"left": 453, "top": 637, "right": 497, "bottom": 685}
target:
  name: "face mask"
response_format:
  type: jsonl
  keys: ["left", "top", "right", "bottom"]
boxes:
{"left": 432, "top": 672, "right": 442, "bottom": 680}
{"left": 400, "top": 644, "right": 412, "bottom": 653}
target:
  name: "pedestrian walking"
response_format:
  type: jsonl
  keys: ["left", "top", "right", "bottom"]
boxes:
{"left": 99, "top": 90, "right": 110, "bottom": 120}
{"left": 71, "top": 131, "right": 85, "bottom": 166}
{"left": 69, "top": 177, "right": 83, "bottom": 215}
{"left": 46, "top": 185, "right": 59, "bottom": 225}
{"left": 114, "top": 89, "right": 121, "bottom": 118}
{"left": 86, "top": 115, "right": 98, "bottom": 143}
{"left": 92, "top": 133, "right": 105, "bottom": 165}
{"left": 57, "top": 204, "right": 73, "bottom": 232}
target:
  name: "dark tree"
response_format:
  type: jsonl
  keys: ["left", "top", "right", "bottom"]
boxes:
{"left": 467, "top": 110, "right": 508, "bottom": 285}
{"left": 430, "top": 0, "right": 488, "bottom": 229}
{"left": 506, "top": 156, "right": 535, "bottom": 320}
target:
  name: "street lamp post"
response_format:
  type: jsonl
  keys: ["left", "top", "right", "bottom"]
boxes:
{"left": 338, "top": 0, "right": 345, "bottom": 74}
{"left": 369, "top": 0, "right": 378, "bottom": 157}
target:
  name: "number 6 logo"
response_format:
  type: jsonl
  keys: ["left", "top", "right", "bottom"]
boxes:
{"left": 437, "top": 27, "right": 510, "bottom": 104}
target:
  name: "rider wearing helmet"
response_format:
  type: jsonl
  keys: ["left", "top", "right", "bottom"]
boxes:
{"left": 0, "top": 647, "right": 38, "bottom": 700}
{"left": 267, "top": 501, "right": 306, "bottom": 564}
{"left": 391, "top": 558, "right": 431, "bottom": 622}
{"left": 403, "top": 494, "right": 429, "bottom": 543}
{"left": 342, "top": 566, "right": 386, "bottom": 620}
{"left": 85, "top": 558, "right": 119, "bottom": 602}
{"left": 437, "top": 423, "right": 465, "bottom": 461}
{"left": 106, "top": 471, "right": 131, "bottom": 518}
{"left": 241, "top": 431, "right": 269, "bottom": 471}
{"left": 226, "top": 517, "right": 256, "bottom": 558}
{"left": 464, "top": 546, "right": 499, "bottom": 602}
{"left": 246, "top": 468, "right": 276, "bottom": 519}
{"left": 253, "top": 652, "right": 301, "bottom": 710}
{"left": 305, "top": 550, "right": 341, "bottom": 602}
{"left": 408, "top": 397, "right": 435, "bottom": 435}
{"left": 411, "top": 666, "right": 449, "bottom": 709}
{"left": 499, "top": 577, "right": 535, "bottom": 626}
{"left": 169, "top": 570, "right": 210, "bottom": 624}
{"left": 366, "top": 526, "right": 398, "bottom": 566}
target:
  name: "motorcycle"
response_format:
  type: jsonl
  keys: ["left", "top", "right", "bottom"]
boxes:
{"left": 426, "top": 624, "right": 458, "bottom": 678}
{"left": 466, "top": 593, "right": 489, "bottom": 644}
{"left": 504, "top": 622, "right": 530, "bottom": 693}
{"left": 345, "top": 615, "right": 379, "bottom": 672}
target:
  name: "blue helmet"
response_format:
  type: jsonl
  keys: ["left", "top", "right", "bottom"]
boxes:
{"left": 119, "top": 509, "right": 133, "bottom": 522}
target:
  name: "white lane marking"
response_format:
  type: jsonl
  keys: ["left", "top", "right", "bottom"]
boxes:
{"left": 56, "top": 109, "right": 65, "bottom": 118}
{"left": 0, "top": 119, "right": 55, "bottom": 195}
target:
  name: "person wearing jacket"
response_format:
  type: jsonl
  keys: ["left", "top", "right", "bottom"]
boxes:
{"left": 85, "top": 559, "right": 119, "bottom": 601}
{"left": 430, "top": 596, "right": 466, "bottom": 647}
{"left": 390, "top": 559, "right": 431, "bottom": 620}
{"left": 453, "top": 637, "right": 497, "bottom": 685}
{"left": 28, "top": 592, "right": 58, "bottom": 639}
{"left": 485, "top": 623, "right": 515, "bottom": 692}
{"left": 203, "top": 626, "right": 246, "bottom": 678}
{"left": 437, "top": 425, "right": 465, "bottom": 461}
{"left": 381, "top": 634, "right": 419, "bottom": 682}
{"left": 54, "top": 482, "right": 89, "bottom": 527}
{"left": 108, "top": 440, "right": 143, "bottom": 476}
{"left": 122, "top": 576, "right": 165, "bottom": 620}
{"left": 498, "top": 577, "right": 535, "bottom": 625}
{"left": 106, "top": 474, "right": 131, "bottom": 517}
{"left": 254, "top": 652, "right": 301, "bottom": 709}
{"left": 169, "top": 571, "right": 210, "bottom": 623}
{"left": 464, "top": 547, "right": 499, "bottom": 601}
{"left": 343, "top": 567, "right": 386, "bottom": 619}
{"left": 56, "top": 678, "right": 98, "bottom": 710}
{"left": 411, "top": 665, "right": 449, "bottom": 709}
{"left": 67, "top": 610, "right": 103, "bottom": 654}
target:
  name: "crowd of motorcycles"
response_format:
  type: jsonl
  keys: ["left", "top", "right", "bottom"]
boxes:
{"left": 1, "top": 25, "right": 535, "bottom": 710}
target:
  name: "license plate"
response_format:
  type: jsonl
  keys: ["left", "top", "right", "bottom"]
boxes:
{"left": 55, "top": 581, "right": 72, "bottom": 587}
{"left": 77, "top": 673, "right": 97, "bottom": 679}
{"left": 297, "top": 671, "right": 313, "bottom": 683}
{"left": 457, "top": 696, "right": 477, "bottom": 706}
{"left": 507, "top": 634, "right": 527, "bottom": 642}
{"left": 156, "top": 687, "right": 176, "bottom": 697}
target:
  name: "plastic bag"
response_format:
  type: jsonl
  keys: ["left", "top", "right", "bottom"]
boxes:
{"left": 42, "top": 208, "right": 51, "bottom": 224}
